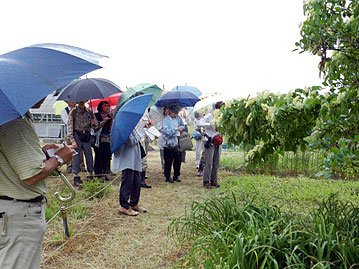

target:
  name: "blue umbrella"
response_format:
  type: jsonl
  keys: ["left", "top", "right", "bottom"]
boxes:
{"left": 56, "top": 78, "right": 122, "bottom": 102}
{"left": 155, "top": 91, "right": 200, "bottom": 108}
{"left": 171, "top": 85, "right": 202, "bottom": 97}
{"left": 111, "top": 94, "right": 153, "bottom": 153}
{"left": 0, "top": 43, "right": 106, "bottom": 125}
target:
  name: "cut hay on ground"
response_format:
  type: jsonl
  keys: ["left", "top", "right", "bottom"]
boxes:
{"left": 41, "top": 149, "right": 223, "bottom": 269}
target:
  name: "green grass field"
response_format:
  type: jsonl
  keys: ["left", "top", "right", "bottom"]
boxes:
{"left": 220, "top": 174, "right": 359, "bottom": 215}
{"left": 220, "top": 149, "right": 323, "bottom": 177}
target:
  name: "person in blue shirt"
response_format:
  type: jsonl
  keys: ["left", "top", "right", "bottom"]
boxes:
{"left": 161, "top": 105, "right": 185, "bottom": 183}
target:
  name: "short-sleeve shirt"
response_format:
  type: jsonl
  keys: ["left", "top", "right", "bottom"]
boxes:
{"left": 0, "top": 113, "right": 47, "bottom": 200}
{"left": 67, "top": 106, "right": 98, "bottom": 143}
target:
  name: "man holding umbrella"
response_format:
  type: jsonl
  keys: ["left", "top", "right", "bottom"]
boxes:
{"left": 0, "top": 99, "right": 74, "bottom": 268}
{"left": 67, "top": 101, "right": 100, "bottom": 186}
{"left": 0, "top": 43, "right": 106, "bottom": 269}
{"left": 56, "top": 78, "right": 122, "bottom": 186}
{"left": 162, "top": 105, "right": 185, "bottom": 183}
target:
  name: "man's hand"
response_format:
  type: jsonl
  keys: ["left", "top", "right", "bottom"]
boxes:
{"left": 54, "top": 146, "right": 73, "bottom": 164}
{"left": 145, "top": 120, "right": 153, "bottom": 128}
{"left": 72, "top": 141, "right": 77, "bottom": 149}
{"left": 178, "top": 126, "right": 184, "bottom": 131}
{"left": 91, "top": 119, "right": 97, "bottom": 125}
{"left": 42, "top": 144, "right": 59, "bottom": 152}
{"left": 102, "top": 117, "right": 110, "bottom": 125}
{"left": 24, "top": 145, "right": 74, "bottom": 186}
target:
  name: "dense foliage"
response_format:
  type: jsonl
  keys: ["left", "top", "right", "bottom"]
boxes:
{"left": 218, "top": 87, "right": 322, "bottom": 170}
{"left": 219, "top": 0, "right": 359, "bottom": 179}
{"left": 299, "top": 0, "right": 359, "bottom": 178}
{"left": 169, "top": 194, "right": 359, "bottom": 268}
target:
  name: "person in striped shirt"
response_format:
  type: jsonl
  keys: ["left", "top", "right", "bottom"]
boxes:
{"left": 0, "top": 98, "right": 73, "bottom": 269}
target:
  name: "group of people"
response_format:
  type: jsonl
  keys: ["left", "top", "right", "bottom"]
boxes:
{"left": 0, "top": 95, "right": 224, "bottom": 268}
{"left": 61, "top": 99, "right": 225, "bottom": 216}
{"left": 114, "top": 102, "right": 224, "bottom": 217}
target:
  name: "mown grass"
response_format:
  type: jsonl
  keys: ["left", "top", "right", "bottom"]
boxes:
{"left": 45, "top": 176, "right": 110, "bottom": 222}
{"left": 41, "top": 150, "right": 207, "bottom": 269}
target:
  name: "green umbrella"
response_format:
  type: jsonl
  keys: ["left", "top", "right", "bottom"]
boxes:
{"left": 114, "top": 83, "right": 162, "bottom": 116}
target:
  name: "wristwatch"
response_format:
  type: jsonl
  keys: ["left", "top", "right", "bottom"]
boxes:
{"left": 53, "top": 154, "right": 64, "bottom": 166}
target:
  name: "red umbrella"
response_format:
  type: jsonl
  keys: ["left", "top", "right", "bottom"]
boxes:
{"left": 88, "top": 92, "right": 123, "bottom": 112}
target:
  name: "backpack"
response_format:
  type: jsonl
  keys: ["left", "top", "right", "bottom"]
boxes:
{"left": 178, "top": 131, "right": 193, "bottom": 152}
{"left": 212, "top": 134, "right": 223, "bottom": 146}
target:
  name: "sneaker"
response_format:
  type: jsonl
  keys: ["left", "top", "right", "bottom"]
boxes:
{"left": 173, "top": 177, "right": 181, "bottom": 182}
{"left": 81, "top": 167, "right": 87, "bottom": 173}
{"left": 203, "top": 182, "right": 212, "bottom": 190}
{"left": 131, "top": 205, "right": 147, "bottom": 213}
{"left": 166, "top": 178, "right": 174, "bottom": 183}
{"left": 196, "top": 171, "right": 203, "bottom": 177}
{"left": 118, "top": 206, "right": 138, "bottom": 216}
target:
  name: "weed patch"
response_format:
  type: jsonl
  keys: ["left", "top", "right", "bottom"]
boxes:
{"left": 169, "top": 194, "right": 359, "bottom": 268}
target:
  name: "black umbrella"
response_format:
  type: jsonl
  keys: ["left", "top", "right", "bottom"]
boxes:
{"left": 56, "top": 78, "right": 122, "bottom": 102}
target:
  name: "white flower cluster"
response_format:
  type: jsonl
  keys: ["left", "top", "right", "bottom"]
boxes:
{"left": 292, "top": 96, "right": 304, "bottom": 110}
{"left": 267, "top": 106, "right": 276, "bottom": 125}
{"left": 261, "top": 103, "right": 269, "bottom": 111}
{"left": 245, "top": 90, "right": 270, "bottom": 108}
{"left": 245, "top": 113, "right": 252, "bottom": 126}
{"left": 224, "top": 100, "right": 233, "bottom": 109}
{"left": 245, "top": 142, "right": 265, "bottom": 161}
{"left": 245, "top": 98, "right": 255, "bottom": 108}
{"left": 334, "top": 92, "right": 345, "bottom": 104}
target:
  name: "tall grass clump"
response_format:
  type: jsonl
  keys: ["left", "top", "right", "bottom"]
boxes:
{"left": 169, "top": 194, "right": 359, "bottom": 268}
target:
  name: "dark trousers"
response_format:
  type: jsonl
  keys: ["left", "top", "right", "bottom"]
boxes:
{"left": 119, "top": 169, "right": 141, "bottom": 209}
{"left": 94, "top": 142, "right": 111, "bottom": 176}
{"left": 164, "top": 147, "right": 182, "bottom": 179}
{"left": 72, "top": 132, "right": 94, "bottom": 174}
{"left": 203, "top": 145, "right": 221, "bottom": 183}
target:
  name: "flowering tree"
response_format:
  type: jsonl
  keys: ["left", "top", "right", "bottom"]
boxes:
{"left": 218, "top": 88, "right": 322, "bottom": 168}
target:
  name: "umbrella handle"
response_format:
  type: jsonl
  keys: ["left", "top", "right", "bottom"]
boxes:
{"left": 54, "top": 170, "right": 76, "bottom": 202}
{"left": 43, "top": 149, "right": 76, "bottom": 202}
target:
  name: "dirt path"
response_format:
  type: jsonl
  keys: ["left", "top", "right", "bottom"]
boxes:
{"left": 41, "top": 149, "right": 230, "bottom": 269}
